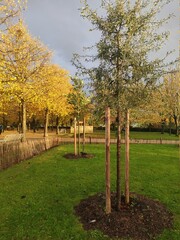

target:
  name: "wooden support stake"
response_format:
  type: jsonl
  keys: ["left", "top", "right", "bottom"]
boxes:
{"left": 74, "top": 117, "right": 77, "bottom": 156}
{"left": 125, "top": 109, "right": 130, "bottom": 204}
{"left": 83, "top": 117, "right": 85, "bottom": 152}
{"left": 78, "top": 119, "right": 80, "bottom": 155}
{"left": 105, "top": 107, "right": 111, "bottom": 214}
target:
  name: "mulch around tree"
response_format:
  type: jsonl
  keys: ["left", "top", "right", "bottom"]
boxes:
{"left": 63, "top": 152, "right": 94, "bottom": 159}
{"left": 74, "top": 192, "right": 173, "bottom": 240}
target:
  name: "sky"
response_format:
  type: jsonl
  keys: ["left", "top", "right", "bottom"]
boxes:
{"left": 24, "top": 0, "right": 179, "bottom": 76}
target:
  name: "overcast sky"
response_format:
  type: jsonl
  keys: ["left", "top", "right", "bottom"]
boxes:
{"left": 24, "top": 0, "right": 179, "bottom": 76}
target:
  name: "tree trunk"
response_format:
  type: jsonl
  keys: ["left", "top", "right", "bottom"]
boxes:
{"left": 44, "top": 108, "right": 49, "bottom": 137}
{"left": 18, "top": 104, "right": 22, "bottom": 133}
{"left": 173, "top": 114, "right": 179, "bottom": 136}
{"left": 125, "top": 109, "right": 130, "bottom": 204}
{"left": 32, "top": 117, "right": 36, "bottom": 133}
{"left": 105, "top": 107, "right": 111, "bottom": 214}
{"left": 83, "top": 117, "right": 86, "bottom": 152}
{"left": 116, "top": 109, "right": 121, "bottom": 210}
{"left": 169, "top": 116, "right": 172, "bottom": 135}
{"left": 56, "top": 116, "right": 59, "bottom": 135}
{"left": 74, "top": 117, "right": 77, "bottom": 156}
{"left": 21, "top": 100, "right": 26, "bottom": 141}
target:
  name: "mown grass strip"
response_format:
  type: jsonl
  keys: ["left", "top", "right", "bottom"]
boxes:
{"left": 0, "top": 144, "right": 179, "bottom": 240}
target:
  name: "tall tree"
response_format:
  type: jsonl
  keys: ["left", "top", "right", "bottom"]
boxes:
{"left": 131, "top": 70, "right": 180, "bottom": 136}
{"left": 0, "top": 0, "right": 26, "bottom": 115}
{"left": 161, "top": 70, "right": 180, "bottom": 136}
{"left": 0, "top": 21, "right": 51, "bottom": 140}
{"left": 35, "top": 64, "right": 72, "bottom": 137}
{"left": 0, "top": 0, "right": 26, "bottom": 29}
{"left": 73, "top": 0, "right": 174, "bottom": 210}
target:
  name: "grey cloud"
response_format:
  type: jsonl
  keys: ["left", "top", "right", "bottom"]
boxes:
{"left": 24, "top": 0, "right": 179, "bottom": 75}
{"left": 25, "top": 0, "right": 96, "bottom": 67}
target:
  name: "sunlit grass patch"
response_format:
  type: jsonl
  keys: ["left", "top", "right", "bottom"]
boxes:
{"left": 0, "top": 144, "right": 179, "bottom": 240}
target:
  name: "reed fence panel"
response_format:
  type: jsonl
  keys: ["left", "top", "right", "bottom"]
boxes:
{"left": 0, "top": 137, "right": 61, "bottom": 170}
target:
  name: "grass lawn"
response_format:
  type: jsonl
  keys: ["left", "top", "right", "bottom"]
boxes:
{"left": 0, "top": 144, "right": 179, "bottom": 240}
{"left": 84, "top": 130, "right": 179, "bottom": 140}
{"left": 0, "top": 129, "right": 179, "bottom": 141}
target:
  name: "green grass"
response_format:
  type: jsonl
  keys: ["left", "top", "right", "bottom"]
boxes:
{"left": 63, "top": 130, "right": 179, "bottom": 140}
{"left": 0, "top": 144, "right": 179, "bottom": 240}
{"left": 129, "top": 131, "right": 179, "bottom": 140}
{"left": 61, "top": 130, "right": 180, "bottom": 140}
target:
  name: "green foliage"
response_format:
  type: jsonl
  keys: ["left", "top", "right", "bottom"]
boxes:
{"left": 0, "top": 144, "right": 179, "bottom": 240}
{"left": 161, "top": 71, "right": 180, "bottom": 135}
{"left": 68, "top": 76, "right": 90, "bottom": 119}
{"left": 73, "top": 0, "right": 174, "bottom": 113}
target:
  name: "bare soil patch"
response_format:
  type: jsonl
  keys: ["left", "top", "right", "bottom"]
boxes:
{"left": 63, "top": 152, "right": 94, "bottom": 159}
{"left": 74, "top": 193, "right": 173, "bottom": 240}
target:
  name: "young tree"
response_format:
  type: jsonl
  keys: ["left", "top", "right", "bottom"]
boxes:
{"left": 68, "top": 76, "right": 90, "bottom": 155}
{"left": 73, "top": 0, "right": 174, "bottom": 210}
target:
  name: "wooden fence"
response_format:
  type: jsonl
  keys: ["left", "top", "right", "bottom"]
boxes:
{"left": 0, "top": 137, "right": 61, "bottom": 170}
{"left": 60, "top": 137, "right": 180, "bottom": 145}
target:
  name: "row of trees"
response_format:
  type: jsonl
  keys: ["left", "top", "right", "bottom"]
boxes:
{"left": 131, "top": 70, "right": 180, "bottom": 135}
{"left": 0, "top": 0, "right": 179, "bottom": 142}
{"left": 1, "top": 70, "right": 179, "bottom": 135}
{"left": 0, "top": 0, "right": 75, "bottom": 140}
{"left": 1, "top": 68, "right": 179, "bottom": 133}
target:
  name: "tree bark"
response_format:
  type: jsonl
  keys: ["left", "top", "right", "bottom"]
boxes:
{"left": 174, "top": 114, "right": 179, "bottom": 136}
{"left": 44, "top": 108, "right": 49, "bottom": 137}
{"left": 18, "top": 103, "right": 22, "bottom": 133}
{"left": 105, "top": 107, "right": 111, "bottom": 214}
{"left": 125, "top": 109, "right": 130, "bottom": 204}
{"left": 21, "top": 100, "right": 26, "bottom": 141}
{"left": 116, "top": 108, "right": 121, "bottom": 210}
{"left": 169, "top": 116, "right": 172, "bottom": 135}
{"left": 56, "top": 116, "right": 59, "bottom": 135}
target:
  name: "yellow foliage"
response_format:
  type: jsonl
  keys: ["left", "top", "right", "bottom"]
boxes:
{"left": 131, "top": 70, "right": 180, "bottom": 126}
{"left": 0, "top": 20, "right": 51, "bottom": 103}
{"left": 0, "top": 0, "right": 26, "bottom": 28}
{"left": 35, "top": 64, "right": 73, "bottom": 117}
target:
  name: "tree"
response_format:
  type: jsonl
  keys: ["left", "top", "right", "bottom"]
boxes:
{"left": 73, "top": 0, "right": 173, "bottom": 210}
{"left": 0, "top": 0, "right": 26, "bottom": 29}
{"left": 161, "top": 70, "right": 180, "bottom": 136}
{"left": 0, "top": 21, "right": 51, "bottom": 140}
{"left": 130, "top": 90, "right": 164, "bottom": 127}
{"left": 0, "top": 0, "right": 26, "bottom": 116}
{"left": 131, "top": 70, "right": 180, "bottom": 136}
{"left": 35, "top": 64, "right": 72, "bottom": 137}
{"left": 68, "top": 76, "right": 90, "bottom": 155}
